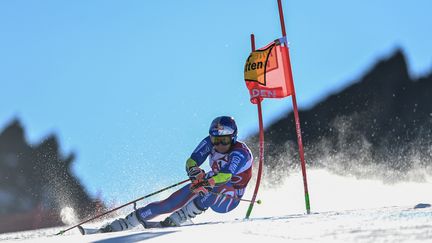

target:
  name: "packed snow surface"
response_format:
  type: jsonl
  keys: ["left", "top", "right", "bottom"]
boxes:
{"left": 1, "top": 169, "right": 431, "bottom": 242}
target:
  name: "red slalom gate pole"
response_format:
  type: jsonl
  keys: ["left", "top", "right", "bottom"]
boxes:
{"left": 277, "top": 0, "right": 311, "bottom": 214}
{"left": 245, "top": 34, "right": 265, "bottom": 219}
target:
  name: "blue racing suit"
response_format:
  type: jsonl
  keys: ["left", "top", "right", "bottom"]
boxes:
{"left": 136, "top": 136, "right": 253, "bottom": 221}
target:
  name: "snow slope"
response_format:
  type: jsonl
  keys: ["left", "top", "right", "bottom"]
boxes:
{"left": 1, "top": 169, "right": 431, "bottom": 242}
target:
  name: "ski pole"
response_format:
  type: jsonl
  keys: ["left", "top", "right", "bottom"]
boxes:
{"left": 210, "top": 191, "right": 262, "bottom": 205}
{"left": 55, "top": 178, "right": 190, "bottom": 235}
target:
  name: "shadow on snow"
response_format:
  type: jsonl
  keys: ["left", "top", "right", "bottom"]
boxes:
{"left": 91, "top": 230, "right": 177, "bottom": 243}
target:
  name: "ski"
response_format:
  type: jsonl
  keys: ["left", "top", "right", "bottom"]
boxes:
{"left": 142, "top": 221, "right": 164, "bottom": 229}
{"left": 77, "top": 225, "right": 101, "bottom": 235}
{"left": 77, "top": 221, "right": 168, "bottom": 235}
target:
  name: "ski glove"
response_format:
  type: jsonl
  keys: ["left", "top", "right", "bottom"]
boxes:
{"left": 187, "top": 166, "right": 205, "bottom": 181}
{"left": 190, "top": 178, "right": 215, "bottom": 196}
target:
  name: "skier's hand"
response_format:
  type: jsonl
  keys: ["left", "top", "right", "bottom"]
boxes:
{"left": 191, "top": 184, "right": 208, "bottom": 196}
{"left": 187, "top": 166, "right": 205, "bottom": 182}
{"left": 190, "top": 178, "right": 215, "bottom": 196}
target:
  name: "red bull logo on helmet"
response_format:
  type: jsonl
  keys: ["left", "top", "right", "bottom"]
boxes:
{"left": 215, "top": 123, "right": 224, "bottom": 131}
{"left": 213, "top": 123, "right": 234, "bottom": 136}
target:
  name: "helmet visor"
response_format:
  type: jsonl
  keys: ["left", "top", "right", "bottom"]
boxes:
{"left": 210, "top": 135, "right": 232, "bottom": 146}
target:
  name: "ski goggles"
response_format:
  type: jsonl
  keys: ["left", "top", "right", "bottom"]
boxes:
{"left": 210, "top": 135, "right": 232, "bottom": 146}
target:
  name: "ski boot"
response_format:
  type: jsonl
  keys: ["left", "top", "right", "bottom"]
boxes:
{"left": 160, "top": 199, "right": 207, "bottom": 227}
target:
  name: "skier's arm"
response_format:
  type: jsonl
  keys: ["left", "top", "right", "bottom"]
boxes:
{"left": 185, "top": 137, "right": 212, "bottom": 181}
{"left": 186, "top": 136, "right": 212, "bottom": 170}
{"left": 186, "top": 157, "right": 198, "bottom": 169}
{"left": 190, "top": 151, "right": 247, "bottom": 194}
{"left": 209, "top": 172, "right": 232, "bottom": 184}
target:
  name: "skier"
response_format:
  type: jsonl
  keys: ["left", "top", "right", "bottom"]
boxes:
{"left": 80, "top": 116, "right": 253, "bottom": 234}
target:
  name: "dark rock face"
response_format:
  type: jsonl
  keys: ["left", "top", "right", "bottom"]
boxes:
{"left": 0, "top": 120, "right": 102, "bottom": 233}
{"left": 247, "top": 50, "right": 432, "bottom": 181}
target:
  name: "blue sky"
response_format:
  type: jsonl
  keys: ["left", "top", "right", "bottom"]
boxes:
{"left": 1, "top": 0, "right": 431, "bottom": 202}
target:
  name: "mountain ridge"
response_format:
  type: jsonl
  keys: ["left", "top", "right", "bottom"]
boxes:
{"left": 0, "top": 119, "right": 103, "bottom": 233}
{"left": 246, "top": 49, "right": 432, "bottom": 180}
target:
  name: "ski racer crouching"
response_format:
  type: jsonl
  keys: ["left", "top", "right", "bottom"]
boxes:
{"left": 82, "top": 116, "right": 253, "bottom": 234}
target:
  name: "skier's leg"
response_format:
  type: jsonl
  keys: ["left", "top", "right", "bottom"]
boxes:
{"left": 98, "top": 184, "right": 195, "bottom": 233}
{"left": 135, "top": 183, "right": 196, "bottom": 221}
{"left": 205, "top": 184, "right": 244, "bottom": 213}
{"left": 160, "top": 195, "right": 208, "bottom": 227}
{"left": 160, "top": 184, "right": 245, "bottom": 227}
